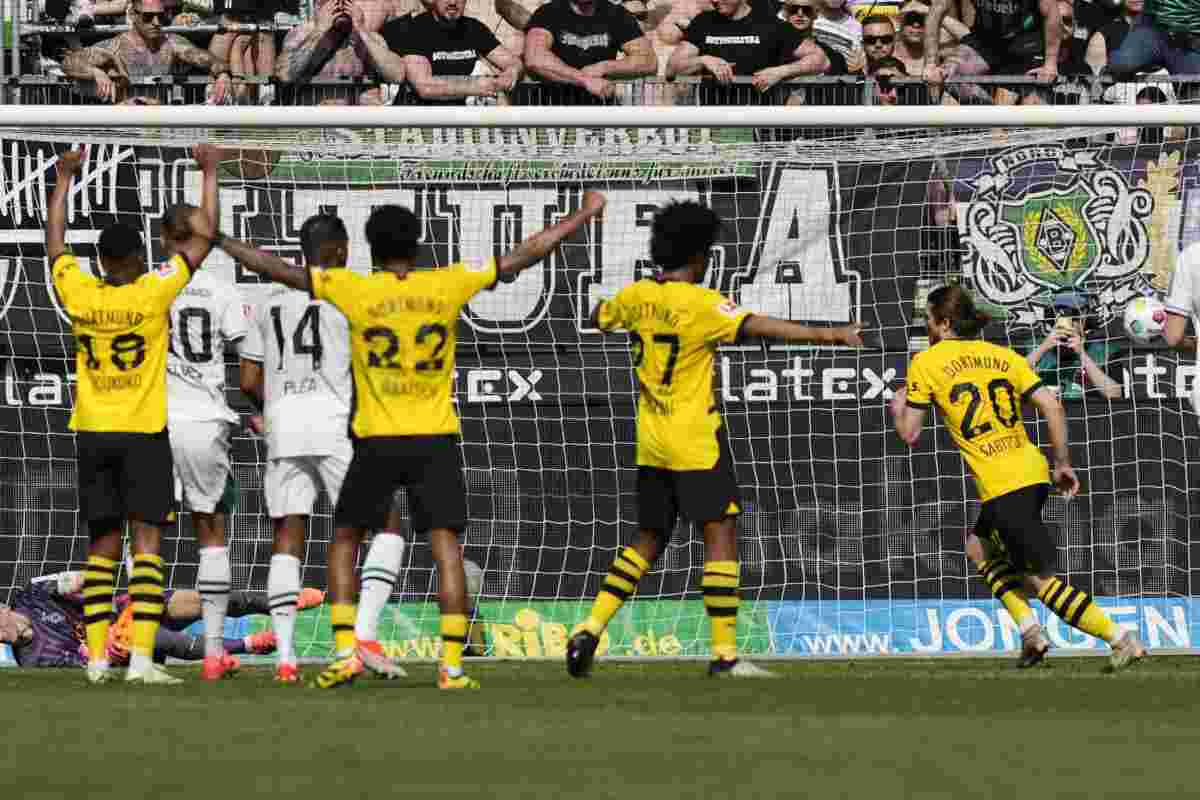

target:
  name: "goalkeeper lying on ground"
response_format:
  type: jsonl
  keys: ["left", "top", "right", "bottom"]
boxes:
{"left": 0, "top": 571, "right": 323, "bottom": 669}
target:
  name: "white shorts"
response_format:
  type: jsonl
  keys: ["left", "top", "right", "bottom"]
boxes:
{"left": 263, "top": 447, "right": 352, "bottom": 519}
{"left": 170, "top": 420, "right": 233, "bottom": 514}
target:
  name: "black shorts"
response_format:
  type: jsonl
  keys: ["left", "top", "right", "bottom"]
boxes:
{"left": 76, "top": 429, "right": 175, "bottom": 529}
{"left": 335, "top": 435, "right": 468, "bottom": 533}
{"left": 973, "top": 483, "right": 1056, "bottom": 576}
{"left": 960, "top": 30, "right": 1044, "bottom": 76}
{"left": 637, "top": 430, "right": 741, "bottom": 535}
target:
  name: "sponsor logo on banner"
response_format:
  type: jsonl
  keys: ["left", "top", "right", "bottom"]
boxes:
{"left": 768, "top": 598, "right": 1195, "bottom": 656}
{"left": 959, "top": 144, "right": 1182, "bottom": 328}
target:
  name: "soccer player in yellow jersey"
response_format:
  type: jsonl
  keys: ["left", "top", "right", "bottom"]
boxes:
{"left": 206, "top": 190, "right": 608, "bottom": 689}
{"left": 567, "top": 201, "right": 864, "bottom": 679}
{"left": 47, "top": 146, "right": 220, "bottom": 685}
{"left": 892, "top": 284, "right": 1146, "bottom": 671}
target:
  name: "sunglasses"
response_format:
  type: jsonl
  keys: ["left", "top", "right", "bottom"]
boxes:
{"left": 863, "top": 34, "right": 894, "bottom": 45}
{"left": 901, "top": 11, "right": 925, "bottom": 25}
{"left": 138, "top": 11, "right": 169, "bottom": 23}
{"left": 786, "top": 5, "right": 818, "bottom": 16}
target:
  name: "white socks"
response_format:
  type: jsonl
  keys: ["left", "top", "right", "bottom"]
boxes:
{"left": 355, "top": 533, "right": 405, "bottom": 642}
{"left": 268, "top": 554, "right": 301, "bottom": 666}
{"left": 197, "top": 546, "right": 231, "bottom": 659}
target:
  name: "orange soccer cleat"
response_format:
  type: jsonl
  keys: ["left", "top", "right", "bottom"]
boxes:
{"left": 297, "top": 588, "right": 326, "bottom": 611}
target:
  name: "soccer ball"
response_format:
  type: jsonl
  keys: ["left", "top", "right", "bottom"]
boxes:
{"left": 1123, "top": 296, "right": 1167, "bottom": 344}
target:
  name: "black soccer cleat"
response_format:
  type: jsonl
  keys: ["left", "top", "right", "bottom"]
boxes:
{"left": 1017, "top": 624, "right": 1050, "bottom": 670}
{"left": 566, "top": 630, "right": 599, "bottom": 678}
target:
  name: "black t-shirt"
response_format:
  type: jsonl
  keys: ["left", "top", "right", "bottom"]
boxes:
{"left": 685, "top": 10, "right": 804, "bottom": 74}
{"left": 527, "top": 0, "right": 644, "bottom": 69}
{"left": 1098, "top": 17, "right": 1133, "bottom": 56}
{"left": 382, "top": 13, "right": 500, "bottom": 77}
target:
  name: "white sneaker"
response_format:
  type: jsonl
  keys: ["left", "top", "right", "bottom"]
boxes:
{"left": 125, "top": 663, "right": 183, "bottom": 685}
{"left": 356, "top": 641, "right": 407, "bottom": 679}
{"left": 86, "top": 663, "right": 115, "bottom": 685}
{"left": 1108, "top": 631, "right": 1148, "bottom": 673}
{"left": 709, "top": 659, "right": 779, "bottom": 678}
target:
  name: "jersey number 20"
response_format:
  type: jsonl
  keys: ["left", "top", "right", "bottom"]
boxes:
{"left": 949, "top": 378, "right": 1019, "bottom": 440}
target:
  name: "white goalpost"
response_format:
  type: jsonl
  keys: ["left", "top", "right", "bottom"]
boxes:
{"left": 0, "top": 104, "right": 1196, "bottom": 662}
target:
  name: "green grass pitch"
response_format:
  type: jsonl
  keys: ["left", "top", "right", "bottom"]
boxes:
{"left": 2, "top": 657, "right": 1197, "bottom": 799}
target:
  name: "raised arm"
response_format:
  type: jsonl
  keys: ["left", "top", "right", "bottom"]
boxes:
{"left": 46, "top": 151, "right": 83, "bottom": 265}
{"left": 890, "top": 387, "right": 926, "bottom": 445}
{"left": 170, "top": 145, "right": 221, "bottom": 271}
{"left": 275, "top": 10, "right": 345, "bottom": 84}
{"left": 922, "top": 0, "right": 949, "bottom": 78}
{"left": 739, "top": 315, "right": 864, "bottom": 347}
{"left": 497, "top": 190, "right": 606, "bottom": 279}
{"left": 1028, "top": 385, "right": 1079, "bottom": 497}
{"left": 211, "top": 233, "right": 312, "bottom": 293}
{"left": 495, "top": 0, "right": 533, "bottom": 31}
{"left": 357, "top": 29, "right": 408, "bottom": 82}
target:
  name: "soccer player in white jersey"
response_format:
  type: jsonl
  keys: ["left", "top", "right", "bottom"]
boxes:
{"left": 1163, "top": 243, "right": 1200, "bottom": 408}
{"left": 239, "top": 213, "right": 406, "bottom": 684}
{"left": 162, "top": 144, "right": 248, "bottom": 682}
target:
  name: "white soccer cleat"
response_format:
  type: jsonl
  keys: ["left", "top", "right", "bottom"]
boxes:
{"left": 1108, "top": 630, "right": 1148, "bottom": 673}
{"left": 125, "top": 663, "right": 183, "bottom": 685}
{"left": 85, "top": 663, "right": 115, "bottom": 685}
{"left": 356, "top": 640, "right": 407, "bottom": 679}
{"left": 709, "top": 659, "right": 779, "bottom": 678}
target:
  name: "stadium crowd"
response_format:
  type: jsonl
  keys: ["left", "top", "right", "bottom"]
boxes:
{"left": 14, "top": 0, "right": 1196, "bottom": 106}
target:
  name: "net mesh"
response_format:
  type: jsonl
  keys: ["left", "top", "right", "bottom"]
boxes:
{"left": 1, "top": 118, "right": 1197, "bottom": 660}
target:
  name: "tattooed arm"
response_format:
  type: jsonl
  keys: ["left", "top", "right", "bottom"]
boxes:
{"left": 173, "top": 35, "right": 232, "bottom": 77}
{"left": 274, "top": 10, "right": 347, "bottom": 84}
{"left": 61, "top": 37, "right": 129, "bottom": 102}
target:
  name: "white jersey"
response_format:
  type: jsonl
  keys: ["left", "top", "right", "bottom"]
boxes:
{"left": 167, "top": 269, "right": 248, "bottom": 425}
{"left": 241, "top": 284, "right": 352, "bottom": 460}
{"left": 1165, "top": 242, "right": 1200, "bottom": 411}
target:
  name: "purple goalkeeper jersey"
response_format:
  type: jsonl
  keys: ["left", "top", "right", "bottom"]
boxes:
{"left": 10, "top": 583, "right": 87, "bottom": 667}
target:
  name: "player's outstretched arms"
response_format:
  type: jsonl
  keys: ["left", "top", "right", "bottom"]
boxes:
{"left": 1028, "top": 386, "right": 1079, "bottom": 498}
{"left": 170, "top": 145, "right": 223, "bottom": 271}
{"left": 740, "top": 316, "right": 865, "bottom": 347}
{"left": 890, "top": 387, "right": 924, "bottom": 446}
{"left": 497, "top": 191, "right": 606, "bottom": 282}
{"left": 210, "top": 232, "right": 311, "bottom": 292}
{"left": 46, "top": 151, "right": 83, "bottom": 265}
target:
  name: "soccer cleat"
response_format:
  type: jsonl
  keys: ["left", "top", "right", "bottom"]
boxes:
{"left": 245, "top": 630, "right": 278, "bottom": 655}
{"left": 356, "top": 640, "right": 407, "bottom": 679}
{"left": 274, "top": 663, "right": 301, "bottom": 684}
{"left": 1107, "top": 631, "right": 1148, "bottom": 673}
{"left": 1017, "top": 624, "right": 1050, "bottom": 669}
{"left": 85, "top": 663, "right": 114, "bottom": 685}
{"left": 565, "top": 630, "right": 599, "bottom": 678}
{"left": 708, "top": 659, "right": 778, "bottom": 678}
{"left": 312, "top": 653, "right": 363, "bottom": 689}
{"left": 125, "top": 663, "right": 183, "bottom": 686}
{"left": 201, "top": 654, "right": 236, "bottom": 681}
{"left": 438, "top": 669, "right": 480, "bottom": 690}
{"left": 297, "top": 588, "right": 325, "bottom": 611}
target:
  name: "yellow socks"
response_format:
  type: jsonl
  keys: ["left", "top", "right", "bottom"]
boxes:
{"left": 702, "top": 561, "right": 739, "bottom": 662}
{"left": 978, "top": 558, "right": 1036, "bottom": 628}
{"left": 330, "top": 602, "right": 356, "bottom": 656}
{"left": 1039, "top": 576, "right": 1120, "bottom": 643}
{"left": 82, "top": 555, "right": 117, "bottom": 665}
{"left": 441, "top": 613, "right": 469, "bottom": 676}
{"left": 583, "top": 546, "right": 650, "bottom": 637}
{"left": 129, "top": 553, "right": 165, "bottom": 666}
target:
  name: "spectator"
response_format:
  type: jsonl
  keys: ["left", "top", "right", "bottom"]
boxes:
{"left": 812, "top": 0, "right": 862, "bottom": 60}
{"left": 61, "top": 0, "right": 233, "bottom": 104}
{"left": 666, "top": 0, "right": 830, "bottom": 103}
{"left": 378, "top": 0, "right": 523, "bottom": 103}
{"left": 892, "top": 0, "right": 967, "bottom": 75}
{"left": 275, "top": 0, "right": 410, "bottom": 104}
{"left": 210, "top": 0, "right": 295, "bottom": 104}
{"left": 523, "top": 0, "right": 658, "bottom": 102}
{"left": 867, "top": 52, "right": 905, "bottom": 104}
{"left": 1085, "top": 0, "right": 1141, "bottom": 70}
{"left": 857, "top": 13, "right": 896, "bottom": 72}
{"left": 1025, "top": 291, "right": 1122, "bottom": 400}
{"left": 1108, "top": 0, "right": 1200, "bottom": 77}
{"left": 499, "top": 0, "right": 672, "bottom": 50}
{"left": 781, "top": 0, "right": 847, "bottom": 72}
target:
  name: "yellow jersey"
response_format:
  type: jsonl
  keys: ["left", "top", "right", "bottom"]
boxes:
{"left": 309, "top": 261, "right": 497, "bottom": 438}
{"left": 51, "top": 252, "right": 191, "bottom": 433}
{"left": 905, "top": 338, "right": 1049, "bottom": 501}
{"left": 596, "top": 279, "right": 750, "bottom": 471}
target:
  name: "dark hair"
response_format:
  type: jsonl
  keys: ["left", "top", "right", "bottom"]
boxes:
{"left": 870, "top": 56, "right": 908, "bottom": 75}
{"left": 97, "top": 223, "right": 144, "bottom": 261}
{"left": 299, "top": 213, "right": 349, "bottom": 265}
{"left": 860, "top": 14, "right": 896, "bottom": 28}
{"left": 161, "top": 203, "right": 193, "bottom": 243}
{"left": 650, "top": 201, "right": 721, "bottom": 271}
{"left": 927, "top": 284, "right": 990, "bottom": 337}
{"left": 364, "top": 205, "right": 421, "bottom": 264}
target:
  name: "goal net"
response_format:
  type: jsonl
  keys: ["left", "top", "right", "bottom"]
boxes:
{"left": 1, "top": 107, "right": 1197, "bottom": 662}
